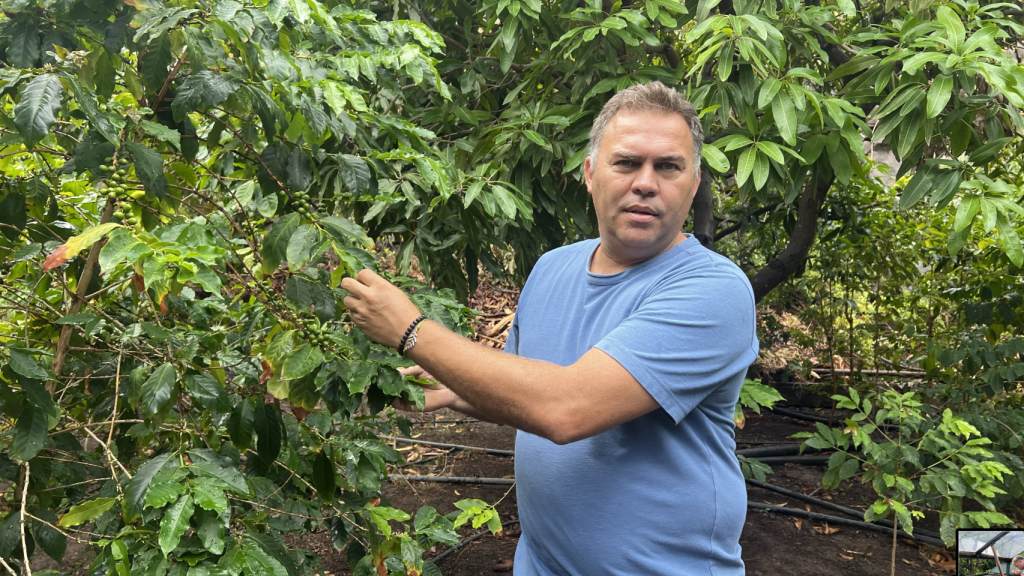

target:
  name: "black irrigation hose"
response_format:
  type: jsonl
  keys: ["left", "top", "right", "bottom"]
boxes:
{"left": 771, "top": 407, "right": 900, "bottom": 432}
{"left": 412, "top": 419, "right": 482, "bottom": 426}
{"left": 745, "top": 478, "right": 943, "bottom": 540}
{"left": 389, "top": 474, "right": 516, "bottom": 486}
{"left": 747, "top": 502, "right": 946, "bottom": 547}
{"left": 393, "top": 437, "right": 515, "bottom": 457}
{"left": 430, "top": 520, "right": 521, "bottom": 564}
{"left": 752, "top": 455, "right": 831, "bottom": 465}
{"left": 735, "top": 444, "right": 825, "bottom": 457}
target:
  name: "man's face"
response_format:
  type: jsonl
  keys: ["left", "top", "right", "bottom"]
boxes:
{"left": 584, "top": 110, "right": 701, "bottom": 262}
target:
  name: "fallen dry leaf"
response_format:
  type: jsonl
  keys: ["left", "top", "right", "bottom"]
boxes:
{"left": 902, "top": 558, "right": 918, "bottom": 566}
{"left": 766, "top": 501, "right": 788, "bottom": 507}
{"left": 843, "top": 550, "right": 867, "bottom": 556}
{"left": 793, "top": 519, "right": 803, "bottom": 530}
{"left": 840, "top": 554, "right": 854, "bottom": 560}
{"left": 804, "top": 503, "right": 814, "bottom": 512}
{"left": 813, "top": 523, "right": 840, "bottom": 535}
{"left": 260, "top": 359, "right": 273, "bottom": 384}
{"left": 454, "top": 490, "right": 460, "bottom": 496}
{"left": 493, "top": 559, "right": 513, "bottom": 572}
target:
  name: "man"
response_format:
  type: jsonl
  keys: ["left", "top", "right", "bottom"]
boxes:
{"left": 1011, "top": 555, "right": 1024, "bottom": 575}
{"left": 342, "top": 81, "right": 758, "bottom": 575}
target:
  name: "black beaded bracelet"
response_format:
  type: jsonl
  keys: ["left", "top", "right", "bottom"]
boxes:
{"left": 397, "top": 314, "right": 428, "bottom": 356}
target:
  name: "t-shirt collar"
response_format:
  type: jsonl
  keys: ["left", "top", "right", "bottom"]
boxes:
{"left": 586, "top": 235, "right": 697, "bottom": 285}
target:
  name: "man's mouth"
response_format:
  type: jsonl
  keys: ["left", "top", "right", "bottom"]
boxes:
{"left": 623, "top": 205, "right": 657, "bottom": 219}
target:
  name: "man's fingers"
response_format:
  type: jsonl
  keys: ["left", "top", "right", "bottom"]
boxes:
{"left": 356, "top": 268, "right": 380, "bottom": 286}
{"left": 339, "top": 277, "right": 364, "bottom": 297}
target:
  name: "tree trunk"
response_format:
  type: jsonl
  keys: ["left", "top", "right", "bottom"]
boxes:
{"left": 749, "top": 173, "right": 834, "bottom": 302}
{"left": 690, "top": 166, "right": 716, "bottom": 250}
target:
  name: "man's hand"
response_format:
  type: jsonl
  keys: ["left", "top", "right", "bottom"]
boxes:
{"left": 393, "top": 366, "right": 456, "bottom": 412}
{"left": 340, "top": 269, "right": 422, "bottom": 349}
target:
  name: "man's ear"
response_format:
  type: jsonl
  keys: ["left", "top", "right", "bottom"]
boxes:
{"left": 583, "top": 156, "right": 594, "bottom": 194}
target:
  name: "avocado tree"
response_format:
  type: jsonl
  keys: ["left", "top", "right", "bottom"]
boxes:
{"left": 370, "top": 0, "right": 1024, "bottom": 301}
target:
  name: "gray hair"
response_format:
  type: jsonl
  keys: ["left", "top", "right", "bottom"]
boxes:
{"left": 587, "top": 81, "right": 703, "bottom": 180}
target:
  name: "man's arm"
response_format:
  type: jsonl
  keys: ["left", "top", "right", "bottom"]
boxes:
{"left": 341, "top": 270, "right": 659, "bottom": 445}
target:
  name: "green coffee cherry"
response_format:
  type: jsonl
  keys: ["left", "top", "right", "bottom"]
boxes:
{"left": 127, "top": 217, "right": 138, "bottom": 225}
{"left": 119, "top": 158, "right": 129, "bottom": 165}
{"left": 117, "top": 169, "right": 127, "bottom": 176}
{"left": 107, "top": 192, "right": 118, "bottom": 200}
{"left": 112, "top": 211, "right": 124, "bottom": 219}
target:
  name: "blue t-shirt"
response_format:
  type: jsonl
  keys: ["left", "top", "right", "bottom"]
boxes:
{"left": 505, "top": 236, "right": 758, "bottom": 576}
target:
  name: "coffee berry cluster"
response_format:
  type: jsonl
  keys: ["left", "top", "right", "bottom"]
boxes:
{"left": 99, "top": 156, "right": 142, "bottom": 226}
{"left": 283, "top": 190, "right": 315, "bottom": 217}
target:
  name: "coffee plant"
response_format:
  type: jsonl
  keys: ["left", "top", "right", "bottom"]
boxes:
{"left": 0, "top": 0, "right": 509, "bottom": 574}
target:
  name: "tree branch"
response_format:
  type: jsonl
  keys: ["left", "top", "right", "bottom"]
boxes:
{"left": 749, "top": 173, "right": 834, "bottom": 302}
{"left": 690, "top": 166, "right": 716, "bottom": 248}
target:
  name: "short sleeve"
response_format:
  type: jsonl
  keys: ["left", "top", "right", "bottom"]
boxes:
{"left": 504, "top": 314, "right": 519, "bottom": 355}
{"left": 593, "top": 268, "right": 758, "bottom": 424}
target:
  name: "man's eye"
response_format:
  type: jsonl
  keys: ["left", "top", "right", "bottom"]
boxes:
{"left": 659, "top": 163, "right": 680, "bottom": 171}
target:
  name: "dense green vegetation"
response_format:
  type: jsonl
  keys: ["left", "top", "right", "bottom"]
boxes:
{"left": 0, "top": 0, "right": 1021, "bottom": 573}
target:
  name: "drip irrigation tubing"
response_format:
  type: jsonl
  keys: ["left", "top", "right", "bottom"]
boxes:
{"left": 747, "top": 502, "right": 946, "bottom": 547}
{"left": 430, "top": 520, "right": 521, "bottom": 564}
{"left": 389, "top": 474, "right": 516, "bottom": 486}
{"left": 393, "top": 437, "right": 515, "bottom": 457}
{"left": 771, "top": 407, "right": 900, "bottom": 432}
{"left": 735, "top": 444, "right": 825, "bottom": 458}
{"left": 395, "top": 437, "right": 817, "bottom": 460}
{"left": 745, "top": 478, "right": 943, "bottom": 540}
{"left": 391, "top": 475, "right": 946, "bottom": 546}
{"left": 752, "top": 455, "right": 831, "bottom": 465}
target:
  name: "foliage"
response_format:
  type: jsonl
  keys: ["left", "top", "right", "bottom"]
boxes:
{"left": 794, "top": 388, "right": 1016, "bottom": 546}
{"left": 0, "top": 0, "right": 500, "bottom": 573}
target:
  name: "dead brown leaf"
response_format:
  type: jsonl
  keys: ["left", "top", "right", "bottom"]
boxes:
{"left": 813, "top": 523, "right": 840, "bottom": 535}
{"left": 839, "top": 554, "right": 854, "bottom": 560}
{"left": 493, "top": 559, "right": 513, "bottom": 572}
{"left": 901, "top": 558, "right": 918, "bottom": 566}
{"left": 793, "top": 519, "right": 802, "bottom": 530}
{"left": 260, "top": 359, "right": 273, "bottom": 384}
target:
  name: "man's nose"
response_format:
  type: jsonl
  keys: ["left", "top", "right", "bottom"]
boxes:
{"left": 632, "top": 163, "right": 658, "bottom": 197}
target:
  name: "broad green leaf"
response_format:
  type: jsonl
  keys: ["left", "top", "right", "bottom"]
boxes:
{"left": 936, "top": 6, "right": 965, "bottom": 53}
{"left": 234, "top": 181, "right": 255, "bottom": 207}
{"left": 701, "top": 145, "right": 730, "bottom": 173}
{"left": 752, "top": 152, "right": 769, "bottom": 190}
{"left": 312, "top": 448, "right": 336, "bottom": 503}
{"left": 286, "top": 224, "right": 321, "bottom": 270}
{"left": 261, "top": 213, "right": 301, "bottom": 273}
{"left": 159, "top": 494, "right": 194, "bottom": 556}
{"left": 144, "top": 481, "right": 187, "bottom": 509}
{"left": 126, "top": 142, "right": 167, "bottom": 198}
{"left": 8, "top": 349, "right": 48, "bottom": 380}
{"left": 196, "top": 508, "right": 226, "bottom": 555}
{"left": 140, "top": 120, "right": 181, "bottom": 150}
{"left": 755, "top": 141, "right": 785, "bottom": 164}
{"left": 184, "top": 371, "right": 231, "bottom": 412}
{"left": 99, "top": 231, "right": 153, "bottom": 272}
{"left": 900, "top": 164, "right": 937, "bottom": 209}
{"left": 123, "top": 454, "right": 175, "bottom": 522}
{"left": 6, "top": 19, "right": 40, "bottom": 68}
{"left": 995, "top": 212, "right": 1023, "bottom": 267}
{"left": 141, "top": 363, "right": 177, "bottom": 416}
{"left": 337, "top": 154, "right": 371, "bottom": 194}
{"left": 10, "top": 403, "right": 47, "bottom": 461}
{"left": 14, "top": 74, "right": 62, "bottom": 148}
{"left": 492, "top": 186, "right": 518, "bottom": 219}
{"left": 321, "top": 216, "right": 372, "bottom": 248}
{"left": 228, "top": 398, "right": 255, "bottom": 452}
{"left": 969, "top": 137, "right": 1013, "bottom": 165}
{"left": 253, "top": 401, "right": 282, "bottom": 466}
{"left": 736, "top": 147, "right": 756, "bottom": 187}
{"left": 243, "top": 538, "right": 289, "bottom": 576}
{"left": 65, "top": 75, "right": 120, "bottom": 144}
{"left": 926, "top": 75, "right": 953, "bottom": 119}
{"left": 954, "top": 194, "right": 980, "bottom": 231}
{"left": 282, "top": 344, "right": 323, "bottom": 380}
{"left": 772, "top": 91, "right": 797, "bottom": 146}
{"left": 192, "top": 480, "right": 229, "bottom": 514}
{"left": 60, "top": 497, "right": 117, "bottom": 527}
{"left": 190, "top": 460, "right": 251, "bottom": 496}
{"left": 32, "top": 510, "right": 65, "bottom": 562}
{"left": 758, "top": 78, "right": 782, "bottom": 109}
